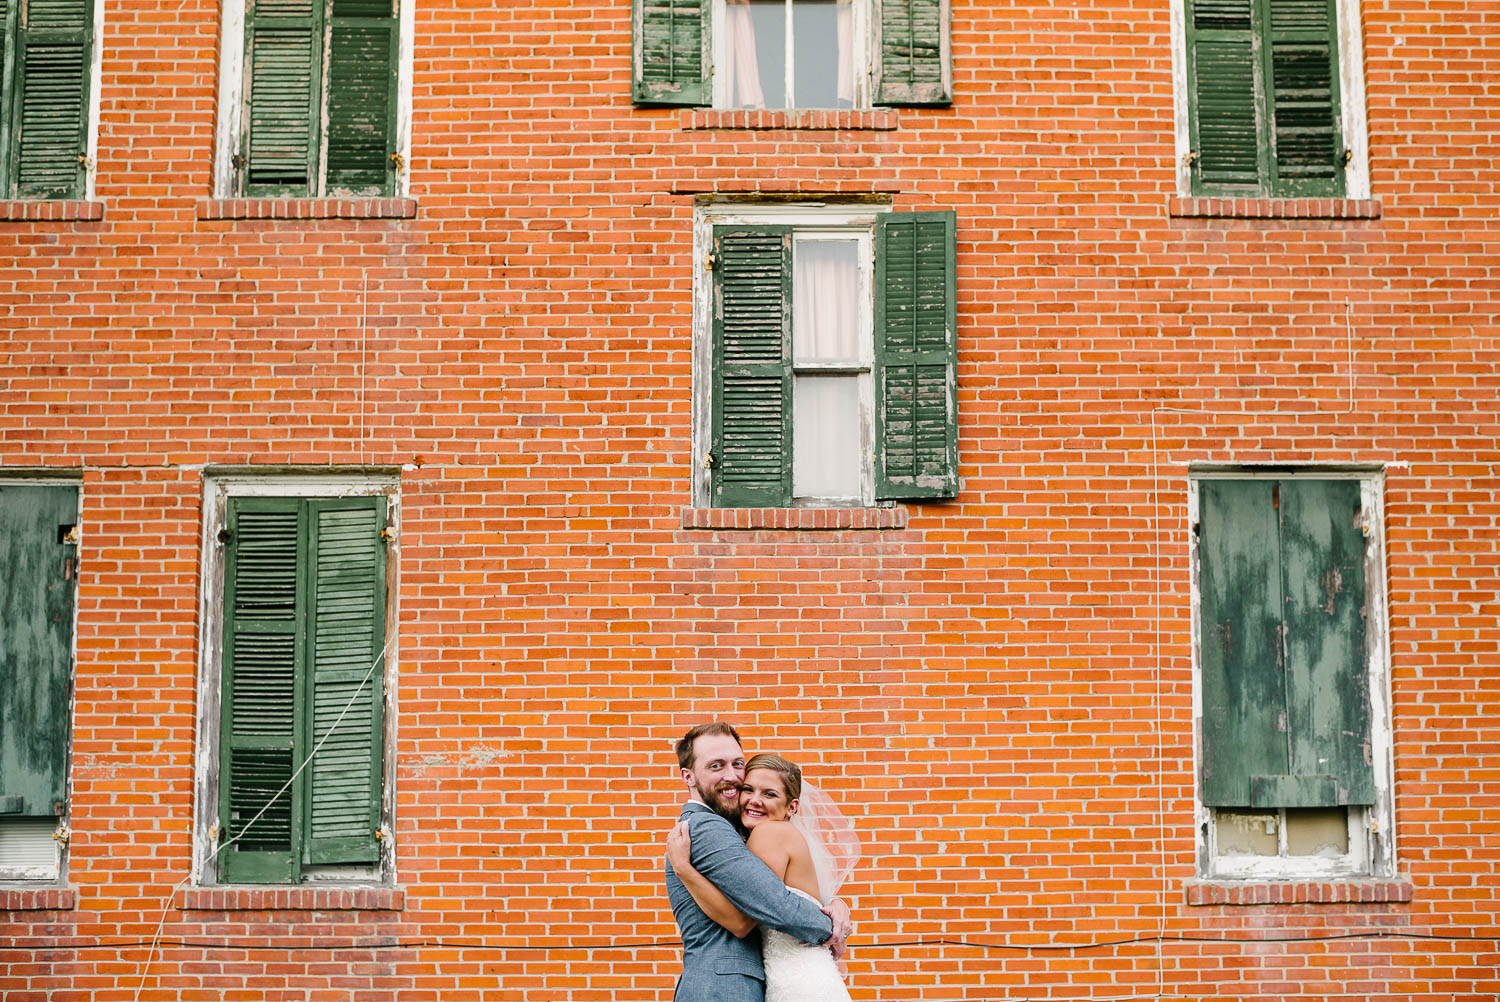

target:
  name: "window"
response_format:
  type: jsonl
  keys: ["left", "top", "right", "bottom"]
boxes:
{"left": 214, "top": 0, "right": 409, "bottom": 198}
{"left": 634, "top": 0, "right": 951, "bottom": 108}
{"left": 0, "top": 481, "right": 78, "bottom": 881}
{"left": 0, "top": 0, "right": 99, "bottom": 199}
{"left": 1191, "top": 472, "right": 1394, "bottom": 879}
{"left": 1176, "top": 0, "right": 1369, "bottom": 198}
{"left": 695, "top": 204, "right": 958, "bottom": 508}
{"left": 198, "top": 477, "right": 396, "bottom": 885}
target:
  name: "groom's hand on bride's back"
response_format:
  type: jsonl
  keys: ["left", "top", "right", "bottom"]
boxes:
{"left": 822, "top": 897, "right": 852, "bottom": 959}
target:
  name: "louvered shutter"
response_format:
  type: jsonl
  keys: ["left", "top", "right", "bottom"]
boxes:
{"left": 633, "top": 0, "right": 709, "bottom": 106}
{"left": 712, "top": 226, "right": 793, "bottom": 508}
{"left": 1265, "top": 0, "right": 1343, "bottom": 195}
{"left": 302, "top": 496, "right": 387, "bottom": 865}
{"left": 242, "top": 0, "right": 322, "bottom": 195}
{"left": 218, "top": 497, "right": 305, "bottom": 884}
{"left": 874, "top": 0, "right": 952, "bottom": 106}
{"left": 325, "top": 0, "right": 397, "bottom": 195}
{"left": 1185, "top": 0, "right": 1263, "bottom": 192}
{"left": 10, "top": 0, "right": 92, "bottom": 198}
{"left": 0, "top": 484, "right": 77, "bottom": 818}
{"left": 875, "top": 210, "right": 958, "bottom": 500}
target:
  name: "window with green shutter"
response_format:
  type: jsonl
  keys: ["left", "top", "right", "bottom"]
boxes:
{"left": 216, "top": 493, "right": 388, "bottom": 885}
{"left": 237, "top": 0, "right": 400, "bottom": 198}
{"left": 0, "top": 0, "right": 95, "bottom": 200}
{"left": 1184, "top": 0, "right": 1347, "bottom": 197}
{"left": 633, "top": 0, "right": 952, "bottom": 109}
{"left": 704, "top": 206, "right": 958, "bottom": 508}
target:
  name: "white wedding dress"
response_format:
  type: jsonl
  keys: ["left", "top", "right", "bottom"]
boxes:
{"left": 761, "top": 887, "right": 852, "bottom": 1002}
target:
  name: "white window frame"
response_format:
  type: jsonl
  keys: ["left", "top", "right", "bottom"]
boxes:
{"left": 692, "top": 201, "right": 889, "bottom": 509}
{"left": 1188, "top": 466, "right": 1396, "bottom": 880}
{"left": 710, "top": 0, "right": 871, "bottom": 110}
{"left": 191, "top": 470, "right": 401, "bottom": 886}
{"left": 211, "top": 0, "right": 416, "bottom": 199}
{"left": 1167, "top": 0, "right": 1371, "bottom": 199}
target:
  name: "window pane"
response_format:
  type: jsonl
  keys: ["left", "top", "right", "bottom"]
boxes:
{"left": 793, "top": 239, "right": 861, "bottom": 363}
{"left": 1285, "top": 808, "right": 1349, "bottom": 857}
{"left": 1214, "top": 810, "right": 1279, "bottom": 856}
{"left": 0, "top": 818, "right": 60, "bottom": 879}
{"left": 726, "top": 0, "right": 786, "bottom": 108}
{"left": 793, "top": 375, "right": 862, "bottom": 499}
{"left": 793, "top": 0, "right": 854, "bottom": 108}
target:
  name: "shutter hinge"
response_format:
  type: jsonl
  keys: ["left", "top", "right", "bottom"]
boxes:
{"left": 231, "top": 153, "right": 245, "bottom": 171}
{"left": 1342, "top": 149, "right": 1353, "bottom": 168}
{"left": 1182, "top": 150, "right": 1199, "bottom": 167}
{"left": 217, "top": 527, "right": 233, "bottom": 545}
{"left": 62, "top": 525, "right": 81, "bottom": 546}
{"left": 209, "top": 822, "right": 220, "bottom": 842}
{"left": 52, "top": 825, "right": 70, "bottom": 845}
{"left": 381, "top": 525, "right": 397, "bottom": 544}
{"left": 390, "top": 152, "right": 406, "bottom": 172}
{"left": 702, "top": 452, "right": 716, "bottom": 469}
{"left": 374, "top": 825, "right": 390, "bottom": 842}
{"left": 705, "top": 250, "right": 720, "bottom": 271}
{"left": 77, "top": 154, "right": 92, "bottom": 169}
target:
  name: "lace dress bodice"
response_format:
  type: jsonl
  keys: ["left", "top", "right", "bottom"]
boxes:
{"left": 761, "top": 887, "right": 852, "bottom": 1002}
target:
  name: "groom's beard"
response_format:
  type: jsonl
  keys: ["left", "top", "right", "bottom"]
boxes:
{"left": 695, "top": 778, "right": 744, "bottom": 828}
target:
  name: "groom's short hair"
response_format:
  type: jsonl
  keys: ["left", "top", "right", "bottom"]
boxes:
{"left": 675, "top": 721, "right": 742, "bottom": 770}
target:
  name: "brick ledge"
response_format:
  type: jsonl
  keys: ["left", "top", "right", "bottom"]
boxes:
{"left": 1185, "top": 877, "right": 1413, "bottom": 906}
{"left": 1169, "top": 196, "right": 1381, "bottom": 220}
{"left": 182, "top": 885, "right": 404, "bottom": 911}
{"left": 0, "top": 886, "right": 76, "bottom": 910}
{"left": 681, "top": 109, "right": 899, "bottom": 131}
{"left": 0, "top": 200, "right": 104, "bottom": 222}
{"left": 681, "top": 507, "right": 908, "bottom": 531}
{"left": 196, "top": 198, "right": 418, "bottom": 221}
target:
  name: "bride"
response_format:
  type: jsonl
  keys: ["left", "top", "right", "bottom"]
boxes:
{"left": 667, "top": 753, "right": 860, "bottom": 1002}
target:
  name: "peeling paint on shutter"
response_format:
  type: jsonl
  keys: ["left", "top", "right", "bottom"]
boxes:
{"left": 11, "top": 0, "right": 92, "bottom": 198}
{"left": 1185, "top": 0, "right": 1262, "bottom": 192}
{"left": 633, "top": 0, "right": 709, "bottom": 106}
{"left": 325, "top": 0, "right": 397, "bottom": 195}
{"left": 1266, "top": 0, "right": 1343, "bottom": 195}
{"left": 875, "top": 210, "right": 957, "bottom": 500}
{"left": 712, "top": 226, "right": 793, "bottom": 508}
{"left": 242, "top": 0, "right": 322, "bottom": 195}
{"left": 874, "top": 0, "right": 951, "bottom": 106}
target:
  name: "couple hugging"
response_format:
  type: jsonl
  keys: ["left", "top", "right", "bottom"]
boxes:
{"left": 664, "top": 722, "right": 860, "bottom": 1002}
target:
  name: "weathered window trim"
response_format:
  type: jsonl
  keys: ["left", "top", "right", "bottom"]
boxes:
{"left": 191, "top": 470, "right": 401, "bottom": 887}
{"left": 211, "top": 0, "right": 414, "bottom": 199}
{"left": 1168, "top": 0, "right": 1371, "bottom": 199}
{"left": 691, "top": 199, "right": 891, "bottom": 509}
{"left": 1187, "top": 466, "right": 1396, "bottom": 881}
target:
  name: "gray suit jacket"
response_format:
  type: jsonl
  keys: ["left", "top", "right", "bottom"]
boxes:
{"left": 666, "top": 801, "right": 833, "bottom": 1002}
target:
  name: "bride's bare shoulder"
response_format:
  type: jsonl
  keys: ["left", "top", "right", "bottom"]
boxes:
{"left": 747, "top": 820, "right": 808, "bottom": 854}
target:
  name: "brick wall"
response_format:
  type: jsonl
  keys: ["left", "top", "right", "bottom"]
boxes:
{"left": 3, "top": 1, "right": 1498, "bottom": 1000}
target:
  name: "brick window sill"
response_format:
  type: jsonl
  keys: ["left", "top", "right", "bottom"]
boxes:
{"left": 0, "top": 200, "right": 104, "bottom": 222}
{"left": 182, "top": 885, "right": 404, "bottom": 911}
{"left": 0, "top": 886, "right": 76, "bottom": 910}
{"left": 1169, "top": 196, "right": 1382, "bottom": 220}
{"left": 1185, "top": 878, "right": 1413, "bottom": 906}
{"left": 681, "top": 507, "right": 908, "bottom": 531}
{"left": 681, "top": 109, "right": 899, "bottom": 131}
{"left": 196, "top": 198, "right": 418, "bottom": 221}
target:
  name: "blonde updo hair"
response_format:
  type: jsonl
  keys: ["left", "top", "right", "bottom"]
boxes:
{"left": 745, "top": 753, "right": 802, "bottom": 802}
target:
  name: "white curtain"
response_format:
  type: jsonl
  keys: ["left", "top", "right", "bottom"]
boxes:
{"left": 726, "top": 0, "right": 767, "bottom": 109}
{"left": 836, "top": 0, "right": 853, "bottom": 105}
{"left": 793, "top": 240, "right": 860, "bottom": 363}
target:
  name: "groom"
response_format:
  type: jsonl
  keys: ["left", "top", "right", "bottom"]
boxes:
{"left": 665, "top": 722, "right": 852, "bottom": 1002}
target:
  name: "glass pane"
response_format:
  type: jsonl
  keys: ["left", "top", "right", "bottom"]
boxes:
{"left": 793, "top": 375, "right": 862, "bottom": 499}
{"left": 726, "top": 0, "right": 786, "bottom": 109}
{"left": 793, "top": 0, "right": 854, "bottom": 108}
{"left": 1285, "top": 808, "right": 1349, "bottom": 856}
{"left": 793, "top": 239, "right": 861, "bottom": 363}
{"left": 1214, "top": 810, "right": 1279, "bottom": 856}
{"left": 0, "top": 818, "right": 60, "bottom": 879}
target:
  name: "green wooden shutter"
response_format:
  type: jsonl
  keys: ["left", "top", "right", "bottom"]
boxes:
{"left": 874, "top": 0, "right": 952, "bottom": 106}
{"left": 218, "top": 497, "right": 305, "bottom": 884}
{"left": 0, "top": 484, "right": 77, "bottom": 818}
{"left": 302, "top": 496, "right": 387, "bottom": 865}
{"left": 1185, "top": 0, "right": 1263, "bottom": 192}
{"left": 0, "top": 0, "right": 12, "bottom": 192}
{"left": 712, "top": 225, "right": 793, "bottom": 508}
{"left": 1265, "top": 0, "right": 1343, "bottom": 195}
{"left": 1276, "top": 479, "right": 1372, "bottom": 805}
{"left": 10, "top": 0, "right": 92, "bottom": 199}
{"left": 1198, "top": 480, "right": 1287, "bottom": 807}
{"left": 875, "top": 210, "right": 958, "bottom": 500}
{"left": 325, "top": 0, "right": 398, "bottom": 195}
{"left": 633, "top": 0, "right": 709, "bottom": 106}
{"left": 242, "top": 0, "right": 322, "bottom": 195}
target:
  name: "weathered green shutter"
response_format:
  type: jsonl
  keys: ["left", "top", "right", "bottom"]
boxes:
{"left": 0, "top": 484, "right": 77, "bottom": 818}
{"left": 1199, "top": 479, "right": 1374, "bottom": 808}
{"left": 874, "top": 0, "right": 952, "bottom": 106}
{"left": 0, "top": 0, "right": 12, "bottom": 190}
{"left": 1265, "top": 0, "right": 1343, "bottom": 195}
{"left": 633, "top": 0, "right": 709, "bottom": 106}
{"left": 875, "top": 210, "right": 958, "bottom": 500}
{"left": 1276, "top": 479, "right": 1372, "bottom": 805}
{"left": 10, "top": 0, "right": 92, "bottom": 199}
{"left": 1185, "top": 0, "right": 1262, "bottom": 191}
{"left": 219, "top": 497, "right": 305, "bottom": 884}
{"left": 325, "top": 0, "right": 398, "bottom": 195}
{"left": 302, "top": 497, "right": 386, "bottom": 865}
{"left": 712, "top": 225, "right": 793, "bottom": 508}
{"left": 242, "top": 0, "right": 322, "bottom": 195}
